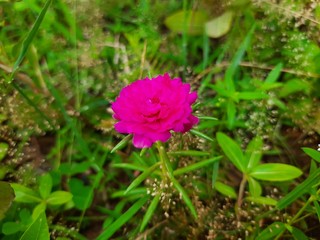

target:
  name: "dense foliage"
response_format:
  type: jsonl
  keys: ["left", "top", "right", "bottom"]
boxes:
{"left": 0, "top": 0, "right": 320, "bottom": 239}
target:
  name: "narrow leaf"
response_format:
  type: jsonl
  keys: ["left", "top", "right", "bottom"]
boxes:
{"left": 111, "top": 134, "right": 132, "bottom": 153}
{"left": 246, "top": 196, "right": 277, "bottom": 206}
{"left": 237, "top": 92, "right": 268, "bottom": 100}
{"left": 96, "top": 196, "right": 149, "bottom": 240}
{"left": 277, "top": 168, "right": 320, "bottom": 210}
{"left": 125, "top": 162, "right": 160, "bottom": 194}
{"left": 190, "top": 129, "right": 214, "bottom": 142}
{"left": 0, "top": 142, "right": 9, "bottom": 161}
{"left": 171, "top": 177, "right": 198, "bottom": 218}
{"left": 214, "top": 181, "right": 237, "bottom": 199}
{"left": 302, "top": 147, "right": 320, "bottom": 163}
{"left": 10, "top": 0, "right": 52, "bottom": 81}
{"left": 245, "top": 136, "right": 263, "bottom": 169}
{"left": 39, "top": 173, "right": 52, "bottom": 199}
{"left": 256, "top": 222, "right": 286, "bottom": 240}
{"left": 168, "top": 150, "right": 210, "bottom": 157}
{"left": 216, "top": 132, "right": 245, "bottom": 172}
{"left": 174, "top": 156, "right": 222, "bottom": 176}
{"left": 227, "top": 100, "right": 236, "bottom": 130}
{"left": 265, "top": 63, "right": 283, "bottom": 83}
{"left": 285, "top": 225, "right": 308, "bottom": 240}
{"left": 249, "top": 163, "right": 302, "bottom": 181}
{"left": 140, "top": 194, "right": 160, "bottom": 232}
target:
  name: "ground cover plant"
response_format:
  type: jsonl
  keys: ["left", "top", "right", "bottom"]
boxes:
{"left": 0, "top": 0, "right": 320, "bottom": 239}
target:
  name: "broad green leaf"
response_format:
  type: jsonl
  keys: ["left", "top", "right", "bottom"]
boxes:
{"left": 190, "top": 129, "right": 214, "bottom": 142}
{"left": 214, "top": 181, "right": 237, "bottom": 199}
{"left": 39, "top": 173, "right": 52, "bottom": 199}
{"left": 245, "top": 136, "right": 263, "bottom": 169}
{"left": 237, "top": 92, "right": 268, "bottom": 100}
{"left": 277, "top": 168, "right": 320, "bottom": 210}
{"left": 246, "top": 196, "right": 277, "bottom": 206}
{"left": 10, "top": 0, "right": 52, "bottom": 82}
{"left": 2, "top": 222, "right": 23, "bottom": 235}
{"left": 227, "top": 100, "right": 236, "bottom": 130}
{"left": 32, "top": 202, "right": 46, "bottom": 220}
{"left": 0, "top": 181, "right": 15, "bottom": 220}
{"left": 96, "top": 196, "right": 149, "bottom": 240}
{"left": 164, "top": 10, "right": 208, "bottom": 35}
{"left": 256, "top": 222, "right": 286, "bottom": 240}
{"left": 0, "top": 142, "right": 9, "bottom": 161}
{"left": 69, "top": 178, "right": 93, "bottom": 210}
{"left": 110, "top": 134, "right": 132, "bottom": 153}
{"left": 248, "top": 176, "right": 262, "bottom": 197}
{"left": 265, "top": 63, "right": 283, "bottom": 83}
{"left": 168, "top": 150, "right": 210, "bottom": 157}
{"left": 46, "top": 191, "right": 72, "bottom": 205}
{"left": 216, "top": 132, "right": 245, "bottom": 172}
{"left": 140, "top": 194, "right": 160, "bottom": 232}
{"left": 249, "top": 163, "right": 302, "bottom": 181}
{"left": 19, "top": 211, "right": 49, "bottom": 240}
{"left": 285, "top": 225, "right": 308, "bottom": 240}
{"left": 302, "top": 147, "right": 320, "bottom": 163}
{"left": 11, "top": 183, "right": 41, "bottom": 203}
{"left": 174, "top": 156, "right": 222, "bottom": 176}
{"left": 125, "top": 162, "right": 160, "bottom": 194}
{"left": 205, "top": 11, "right": 233, "bottom": 38}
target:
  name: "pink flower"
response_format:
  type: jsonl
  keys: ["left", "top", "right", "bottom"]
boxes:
{"left": 111, "top": 73, "right": 199, "bottom": 148}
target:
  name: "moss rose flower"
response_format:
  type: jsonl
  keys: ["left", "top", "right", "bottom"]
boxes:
{"left": 111, "top": 73, "right": 199, "bottom": 148}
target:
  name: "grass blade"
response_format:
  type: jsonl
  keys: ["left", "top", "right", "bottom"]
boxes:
{"left": 96, "top": 196, "right": 149, "bottom": 240}
{"left": 140, "top": 194, "right": 161, "bottom": 232}
{"left": 10, "top": 0, "right": 52, "bottom": 82}
{"left": 174, "top": 156, "right": 222, "bottom": 176}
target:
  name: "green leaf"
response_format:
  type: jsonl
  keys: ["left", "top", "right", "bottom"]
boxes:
{"left": 168, "top": 150, "right": 210, "bottom": 157}
{"left": 237, "top": 92, "right": 268, "bottom": 100}
{"left": 19, "top": 211, "right": 49, "bottom": 240}
{"left": 32, "top": 202, "right": 47, "bottom": 220}
{"left": 125, "top": 162, "right": 160, "bottom": 194}
{"left": 216, "top": 132, "right": 245, "bottom": 172}
{"left": 245, "top": 136, "right": 263, "bottom": 169}
{"left": 227, "top": 100, "right": 236, "bottom": 130}
{"left": 197, "top": 116, "right": 218, "bottom": 121}
{"left": 279, "top": 79, "right": 311, "bottom": 97}
{"left": 285, "top": 225, "right": 308, "bottom": 240}
{"left": 10, "top": 0, "right": 52, "bottom": 82}
{"left": 111, "top": 134, "right": 132, "bottom": 153}
{"left": 249, "top": 163, "right": 302, "bottom": 181}
{"left": 46, "top": 191, "right": 72, "bottom": 205}
{"left": 205, "top": 11, "right": 233, "bottom": 38}
{"left": 69, "top": 178, "right": 93, "bottom": 210}
{"left": 302, "top": 147, "right": 320, "bottom": 163}
{"left": 248, "top": 176, "right": 262, "bottom": 197}
{"left": 2, "top": 222, "right": 23, "bottom": 235}
{"left": 246, "top": 196, "right": 277, "bottom": 206}
{"left": 277, "top": 168, "right": 320, "bottom": 210}
{"left": 313, "top": 200, "right": 320, "bottom": 222}
{"left": 11, "top": 183, "right": 42, "bottom": 203}
{"left": 190, "top": 129, "right": 214, "bottom": 142}
{"left": 265, "top": 63, "right": 283, "bottom": 84}
{"left": 224, "top": 24, "right": 256, "bottom": 91}
{"left": 174, "top": 156, "right": 222, "bottom": 176}
{"left": 96, "top": 196, "right": 149, "bottom": 240}
{"left": 256, "top": 222, "right": 286, "bottom": 240}
{"left": 164, "top": 10, "right": 208, "bottom": 35}
{"left": 140, "top": 194, "right": 160, "bottom": 232}
{"left": 39, "top": 173, "right": 52, "bottom": 199}
{"left": 0, "top": 181, "right": 15, "bottom": 220}
{"left": 0, "top": 142, "right": 9, "bottom": 162}
{"left": 214, "top": 181, "right": 237, "bottom": 199}
{"left": 171, "top": 177, "right": 198, "bottom": 218}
